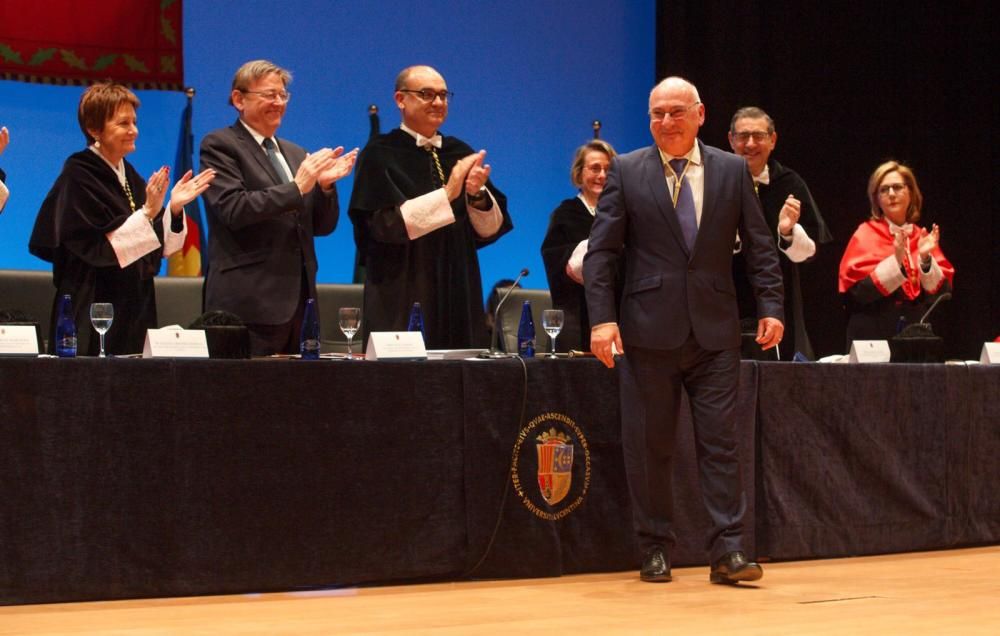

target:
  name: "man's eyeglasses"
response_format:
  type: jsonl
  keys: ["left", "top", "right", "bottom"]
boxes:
{"left": 400, "top": 88, "right": 453, "bottom": 103}
{"left": 649, "top": 102, "right": 700, "bottom": 122}
{"left": 242, "top": 89, "right": 291, "bottom": 103}
{"left": 878, "top": 183, "right": 908, "bottom": 196}
{"left": 731, "top": 131, "right": 771, "bottom": 144}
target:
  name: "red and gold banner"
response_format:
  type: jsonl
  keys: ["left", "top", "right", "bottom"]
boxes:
{"left": 0, "top": 0, "right": 183, "bottom": 90}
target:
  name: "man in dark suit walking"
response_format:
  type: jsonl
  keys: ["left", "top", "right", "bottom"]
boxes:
{"left": 584, "top": 77, "right": 784, "bottom": 585}
{"left": 200, "top": 60, "right": 357, "bottom": 356}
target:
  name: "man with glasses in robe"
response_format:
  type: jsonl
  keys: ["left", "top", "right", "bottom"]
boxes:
{"left": 200, "top": 60, "right": 357, "bottom": 356}
{"left": 728, "top": 107, "right": 831, "bottom": 360}
{"left": 349, "top": 65, "right": 513, "bottom": 350}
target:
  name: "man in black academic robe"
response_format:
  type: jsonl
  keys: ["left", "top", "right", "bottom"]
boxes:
{"left": 728, "top": 107, "right": 831, "bottom": 360}
{"left": 349, "top": 65, "right": 512, "bottom": 350}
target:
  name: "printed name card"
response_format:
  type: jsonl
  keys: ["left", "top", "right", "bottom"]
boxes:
{"left": 142, "top": 327, "right": 210, "bottom": 358}
{"left": 849, "top": 340, "right": 891, "bottom": 364}
{"left": 981, "top": 342, "right": 1000, "bottom": 364}
{"left": 365, "top": 331, "right": 427, "bottom": 361}
{"left": 0, "top": 325, "right": 40, "bottom": 356}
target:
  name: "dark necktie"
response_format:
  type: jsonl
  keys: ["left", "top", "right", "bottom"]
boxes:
{"left": 262, "top": 138, "right": 291, "bottom": 184}
{"left": 668, "top": 159, "right": 698, "bottom": 251}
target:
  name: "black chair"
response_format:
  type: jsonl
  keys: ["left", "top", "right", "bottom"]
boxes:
{"left": 153, "top": 276, "right": 205, "bottom": 328}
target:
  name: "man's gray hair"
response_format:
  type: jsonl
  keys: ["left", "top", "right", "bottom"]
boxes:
{"left": 229, "top": 60, "right": 292, "bottom": 105}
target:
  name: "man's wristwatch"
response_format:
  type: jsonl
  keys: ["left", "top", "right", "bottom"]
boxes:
{"left": 467, "top": 187, "right": 488, "bottom": 203}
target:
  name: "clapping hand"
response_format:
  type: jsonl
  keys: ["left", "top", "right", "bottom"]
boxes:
{"left": 294, "top": 148, "right": 338, "bottom": 195}
{"left": 777, "top": 195, "right": 800, "bottom": 236}
{"left": 170, "top": 168, "right": 216, "bottom": 215}
{"left": 445, "top": 152, "right": 483, "bottom": 201}
{"left": 318, "top": 147, "right": 359, "bottom": 190}
{"left": 465, "top": 150, "right": 491, "bottom": 196}
{"left": 893, "top": 231, "right": 908, "bottom": 267}
{"left": 144, "top": 166, "right": 170, "bottom": 218}
{"left": 918, "top": 224, "right": 940, "bottom": 262}
{"left": 0, "top": 126, "right": 9, "bottom": 156}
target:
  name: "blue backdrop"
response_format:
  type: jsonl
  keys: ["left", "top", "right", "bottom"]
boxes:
{"left": 0, "top": 0, "right": 654, "bottom": 298}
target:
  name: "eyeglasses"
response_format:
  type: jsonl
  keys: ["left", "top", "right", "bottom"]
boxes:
{"left": 400, "top": 88, "right": 453, "bottom": 103}
{"left": 731, "top": 131, "right": 771, "bottom": 144}
{"left": 584, "top": 164, "right": 609, "bottom": 175}
{"left": 878, "top": 183, "right": 908, "bottom": 196}
{"left": 242, "top": 89, "right": 291, "bottom": 103}
{"left": 649, "top": 102, "right": 700, "bottom": 122}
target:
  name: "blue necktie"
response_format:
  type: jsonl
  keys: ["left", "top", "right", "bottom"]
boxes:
{"left": 262, "top": 138, "right": 291, "bottom": 184}
{"left": 668, "top": 159, "right": 698, "bottom": 252}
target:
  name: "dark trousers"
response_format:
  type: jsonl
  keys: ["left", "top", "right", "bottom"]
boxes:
{"left": 246, "top": 270, "right": 309, "bottom": 357}
{"left": 618, "top": 334, "right": 746, "bottom": 564}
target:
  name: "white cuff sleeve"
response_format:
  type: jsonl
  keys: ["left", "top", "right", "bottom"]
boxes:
{"left": 567, "top": 239, "right": 588, "bottom": 280}
{"left": 0, "top": 180, "right": 8, "bottom": 213}
{"left": 920, "top": 257, "right": 945, "bottom": 292}
{"left": 467, "top": 190, "right": 503, "bottom": 238}
{"left": 872, "top": 254, "right": 905, "bottom": 294}
{"left": 162, "top": 201, "right": 188, "bottom": 257}
{"left": 400, "top": 188, "right": 455, "bottom": 240}
{"left": 778, "top": 223, "right": 816, "bottom": 263}
{"left": 106, "top": 209, "right": 162, "bottom": 268}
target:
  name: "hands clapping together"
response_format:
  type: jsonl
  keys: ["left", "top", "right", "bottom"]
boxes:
{"left": 446, "top": 150, "right": 490, "bottom": 201}
{"left": 143, "top": 166, "right": 217, "bottom": 220}
{"left": 295, "top": 146, "right": 359, "bottom": 195}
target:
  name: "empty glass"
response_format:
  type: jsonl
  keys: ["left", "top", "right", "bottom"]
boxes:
{"left": 89, "top": 302, "right": 114, "bottom": 358}
{"left": 541, "top": 309, "right": 564, "bottom": 358}
{"left": 339, "top": 307, "right": 361, "bottom": 359}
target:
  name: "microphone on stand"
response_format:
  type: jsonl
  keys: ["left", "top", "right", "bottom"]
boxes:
{"left": 480, "top": 268, "right": 529, "bottom": 359}
{"left": 918, "top": 292, "right": 952, "bottom": 325}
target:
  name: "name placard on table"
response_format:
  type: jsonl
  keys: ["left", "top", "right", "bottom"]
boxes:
{"left": 143, "top": 327, "right": 210, "bottom": 359}
{"left": 0, "top": 325, "right": 40, "bottom": 356}
{"left": 365, "top": 331, "right": 427, "bottom": 361}
{"left": 849, "top": 340, "right": 891, "bottom": 364}
{"left": 981, "top": 342, "right": 1000, "bottom": 364}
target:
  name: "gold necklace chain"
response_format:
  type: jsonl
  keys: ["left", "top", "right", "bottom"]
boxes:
{"left": 425, "top": 146, "right": 445, "bottom": 185}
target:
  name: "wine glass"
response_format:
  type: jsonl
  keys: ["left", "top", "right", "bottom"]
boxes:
{"left": 89, "top": 302, "right": 114, "bottom": 358}
{"left": 338, "top": 307, "right": 361, "bottom": 359}
{"left": 541, "top": 309, "right": 564, "bottom": 358}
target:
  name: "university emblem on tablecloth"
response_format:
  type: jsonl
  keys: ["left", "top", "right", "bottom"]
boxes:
{"left": 512, "top": 412, "right": 591, "bottom": 520}
{"left": 536, "top": 429, "right": 573, "bottom": 505}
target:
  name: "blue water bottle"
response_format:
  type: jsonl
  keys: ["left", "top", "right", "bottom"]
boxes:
{"left": 517, "top": 300, "right": 535, "bottom": 358}
{"left": 408, "top": 302, "right": 425, "bottom": 341}
{"left": 300, "top": 298, "right": 320, "bottom": 360}
{"left": 55, "top": 294, "right": 77, "bottom": 358}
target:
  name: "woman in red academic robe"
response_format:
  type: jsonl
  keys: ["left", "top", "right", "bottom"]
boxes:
{"left": 838, "top": 160, "right": 954, "bottom": 348}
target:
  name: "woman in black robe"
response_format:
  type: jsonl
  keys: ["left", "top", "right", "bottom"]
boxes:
{"left": 540, "top": 140, "right": 617, "bottom": 352}
{"left": 29, "top": 82, "right": 214, "bottom": 355}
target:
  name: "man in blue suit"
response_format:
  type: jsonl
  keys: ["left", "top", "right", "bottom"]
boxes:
{"left": 584, "top": 77, "right": 784, "bottom": 585}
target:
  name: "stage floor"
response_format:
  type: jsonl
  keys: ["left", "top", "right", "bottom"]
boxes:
{"left": 1, "top": 546, "right": 997, "bottom": 634}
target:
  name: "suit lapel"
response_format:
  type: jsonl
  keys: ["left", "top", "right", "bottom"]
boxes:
{"left": 643, "top": 145, "right": 691, "bottom": 258}
{"left": 232, "top": 120, "right": 284, "bottom": 185}
{"left": 695, "top": 140, "right": 719, "bottom": 255}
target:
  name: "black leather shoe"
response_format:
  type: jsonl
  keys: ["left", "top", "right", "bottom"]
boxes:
{"left": 640, "top": 547, "right": 672, "bottom": 582}
{"left": 709, "top": 551, "right": 763, "bottom": 584}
